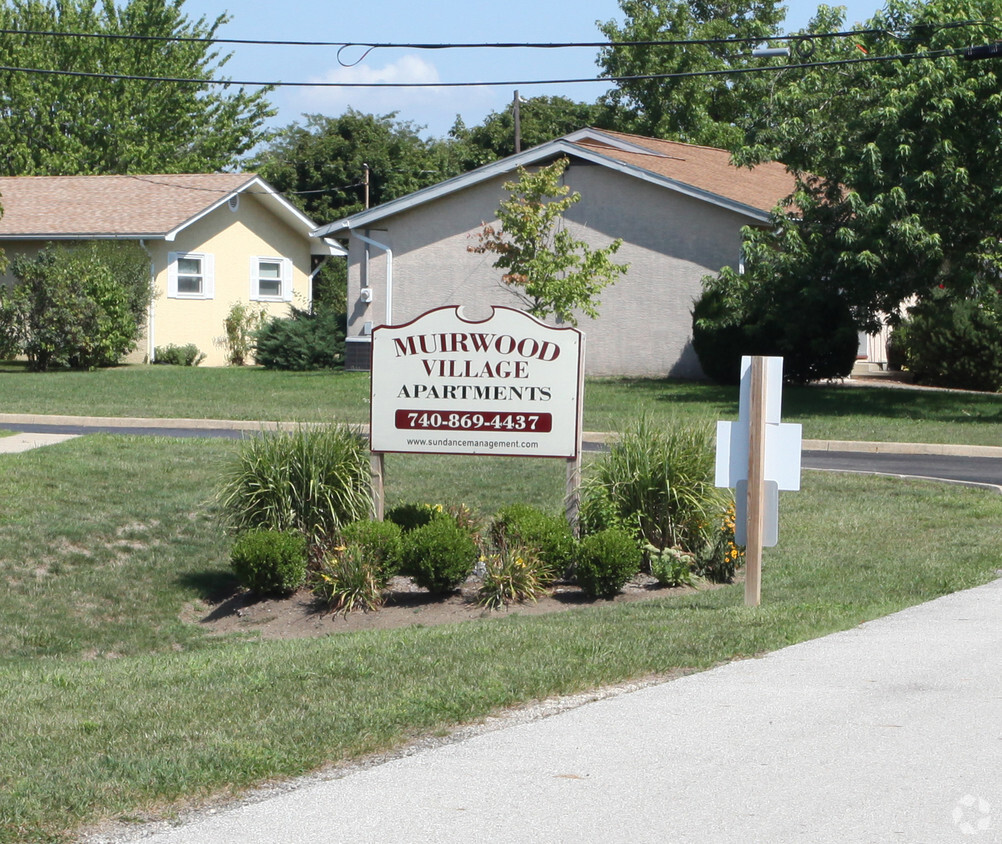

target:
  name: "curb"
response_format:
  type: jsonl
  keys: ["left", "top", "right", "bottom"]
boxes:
{"left": 2, "top": 414, "right": 1000, "bottom": 458}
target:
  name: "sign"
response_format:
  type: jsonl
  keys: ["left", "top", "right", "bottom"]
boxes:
{"left": 370, "top": 306, "right": 583, "bottom": 458}
{"left": 715, "top": 356, "right": 802, "bottom": 546}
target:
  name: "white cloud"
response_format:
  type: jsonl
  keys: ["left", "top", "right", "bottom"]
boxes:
{"left": 288, "top": 54, "right": 496, "bottom": 136}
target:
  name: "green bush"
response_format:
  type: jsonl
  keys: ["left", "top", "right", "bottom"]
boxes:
{"left": 230, "top": 528, "right": 307, "bottom": 596}
{"left": 386, "top": 503, "right": 446, "bottom": 533}
{"left": 401, "top": 517, "right": 477, "bottom": 595}
{"left": 691, "top": 274, "right": 858, "bottom": 385}
{"left": 254, "top": 306, "right": 345, "bottom": 370}
{"left": 896, "top": 289, "right": 1002, "bottom": 392}
{"left": 312, "top": 543, "right": 383, "bottom": 614}
{"left": 582, "top": 415, "right": 726, "bottom": 559}
{"left": 153, "top": 343, "right": 205, "bottom": 366}
{"left": 339, "top": 519, "right": 403, "bottom": 584}
{"left": 3, "top": 242, "right": 152, "bottom": 370}
{"left": 224, "top": 302, "right": 266, "bottom": 366}
{"left": 574, "top": 528, "right": 641, "bottom": 600}
{"left": 490, "top": 503, "right": 575, "bottom": 577}
{"left": 216, "top": 423, "right": 371, "bottom": 548}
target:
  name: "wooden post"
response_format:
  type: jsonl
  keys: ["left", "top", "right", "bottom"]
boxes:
{"left": 370, "top": 451, "right": 385, "bottom": 521}
{"left": 565, "top": 455, "right": 581, "bottom": 537}
{"left": 745, "top": 357, "right": 767, "bottom": 606}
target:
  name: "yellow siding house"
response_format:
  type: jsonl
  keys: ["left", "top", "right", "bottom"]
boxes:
{"left": 0, "top": 173, "right": 343, "bottom": 366}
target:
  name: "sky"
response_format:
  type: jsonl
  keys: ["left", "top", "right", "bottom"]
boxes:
{"left": 180, "top": 1, "right": 887, "bottom": 139}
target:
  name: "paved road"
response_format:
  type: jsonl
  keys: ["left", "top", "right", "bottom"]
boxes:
{"left": 99, "top": 578, "right": 1002, "bottom": 844}
{"left": 803, "top": 450, "right": 1002, "bottom": 490}
{"left": 4, "top": 417, "right": 1002, "bottom": 489}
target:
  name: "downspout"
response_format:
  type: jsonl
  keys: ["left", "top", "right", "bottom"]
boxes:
{"left": 309, "top": 255, "right": 329, "bottom": 310}
{"left": 138, "top": 239, "right": 155, "bottom": 363}
{"left": 351, "top": 228, "right": 392, "bottom": 327}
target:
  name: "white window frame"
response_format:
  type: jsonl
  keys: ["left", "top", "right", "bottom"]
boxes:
{"left": 250, "top": 256, "right": 293, "bottom": 302}
{"left": 167, "top": 252, "right": 215, "bottom": 300}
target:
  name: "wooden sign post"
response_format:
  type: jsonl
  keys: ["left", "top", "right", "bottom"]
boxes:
{"left": 715, "top": 356, "right": 802, "bottom": 607}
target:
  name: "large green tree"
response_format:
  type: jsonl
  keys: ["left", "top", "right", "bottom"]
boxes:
{"left": 694, "top": 0, "right": 1002, "bottom": 383}
{"left": 734, "top": 0, "right": 1002, "bottom": 323}
{"left": 0, "top": 0, "right": 272, "bottom": 174}
{"left": 597, "top": 0, "right": 786, "bottom": 147}
{"left": 449, "top": 96, "right": 611, "bottom": 169}
{"left": 251, "top": 110, "right": 461, "bottom": 223}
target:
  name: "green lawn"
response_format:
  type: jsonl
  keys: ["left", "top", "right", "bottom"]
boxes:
{"left": 3, "top": 364, "right": 1002, "bottom": 444}
{"left": 1, "top": 434, "right": 1001, "bottom": 842}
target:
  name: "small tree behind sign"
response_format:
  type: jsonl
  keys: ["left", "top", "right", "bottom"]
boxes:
{"left": 468, "top": 156, "right": 629, "bottom": 326}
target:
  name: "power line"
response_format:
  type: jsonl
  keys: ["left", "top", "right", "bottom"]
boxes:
{"left": 0, "top": 47, "right": 969, "bottom": 90}
{"left": 0, "top": 20, "right": 994, "bottom": 50}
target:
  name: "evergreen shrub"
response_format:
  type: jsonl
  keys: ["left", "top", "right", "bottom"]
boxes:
{"left": 339, "top": 519, "right": 404, "bottom": 583}
{"left": 490, "top": 503, "right": 576, "bottom": 577}
{"left": 574, "top": 527, "right": 641, "bottom": 599}
{"left": 254, "top": 306, "right": 345, "bottom": 370}
{"left": 401, "top": 517, "right": 477, "bottom": 595}
{"left": 896, "top": 289, "right": 1002, "bottom": 392}
{"left": 230, "top": 528, "right": 307, "bottom": 596}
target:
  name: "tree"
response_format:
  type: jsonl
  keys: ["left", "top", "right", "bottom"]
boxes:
{"left": 734, "top": 0, "right": 1002, "bottom": 325}
{"left": 1, "top": 242, "right": 152, "bottom": 370}
{"left": 597, "top": 0, "right": 785, "bottom": 147}
{"left": 0, "top": 0, "right": 272, "bottom": 175}
{"left": 692, "top": 0, "right": 1002, "bottom": 383}
{"left": 251, "top": 110, "right": 460, "bottom": 223}
{"left": 449, "top": 96, "right": 611, "bottom": 169}
{"left": 468, "top": 157, "right": 629, "bottom": 325}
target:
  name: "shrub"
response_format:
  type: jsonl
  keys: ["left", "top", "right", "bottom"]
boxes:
{"left": 216, "top": 423, "right": 371, "bottom": 548}
{"left": 254, "top": 306, "right": 344, "bottom": 370}
{"left": 312, "top": 543, "right": 383, "bottom": 614}
{"left": 649, "top": 546, "right": 696, "bottom": 588}
{"left": 490, "top": 504, "right": 575, "bottom": 577}
{"left": 574, "top": 527, "right": 641, "bottom": 600}
{"left": 401, "top": 517, "right": 477, "bottom": 595}
{"left": 582, "top": 415, "right": 727, "bottom": 559}
{"left": 478, "top": 545, "right": 551, "bottom": 610}
{"left": 896, "top": 288, "right": 1002, "bottom": 392}
{"left": 691, "top": 272, "right": 858, "bottom": 385}
{"left": 230, "top": 528, "right": 307, "bottom": 596}
{"left": 224, "top": 302, "right": 266, "bottom": 366}
{"left": 153, "top": 343, "right": 205, "bottom": 366}
{"left": 386, "top": 502, "right": 447, "bottom": 533}
{"left": 339, "top": 519, "right": 403, "bottom": 584}
{"left": 3, "top": 242, "right": 152, "bottom": 370}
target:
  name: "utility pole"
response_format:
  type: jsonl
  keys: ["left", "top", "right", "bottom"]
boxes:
{"left": 513, "top": 90, "right": 522, "bottom": 154}
{"left": 363, "top": 163, "right": 370, "bottom": 210}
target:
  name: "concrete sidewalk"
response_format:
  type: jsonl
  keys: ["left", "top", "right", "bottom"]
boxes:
{"left": 110, "top": 578, "right": 1002, "bottom": 844}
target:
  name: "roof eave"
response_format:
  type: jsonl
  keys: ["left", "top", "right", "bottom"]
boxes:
{"left": 311, "top": 137, "right": 776, "bottom": 236}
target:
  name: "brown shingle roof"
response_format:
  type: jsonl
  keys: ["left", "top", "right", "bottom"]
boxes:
{"left": 570, "top": 129, "right": 797, "bottom": 215}
{"left": 0, "top": 173, "right": 256, "bottom": 238}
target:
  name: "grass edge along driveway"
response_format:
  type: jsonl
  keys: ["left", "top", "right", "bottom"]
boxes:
{"left": 0, "top": 433, "right": 1000, "bottom": 842}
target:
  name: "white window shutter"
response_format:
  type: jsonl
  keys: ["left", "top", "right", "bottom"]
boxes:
{"left": 203, "top": 254, "right": 215, "bottom": 299}
{"left": 167, "top": 252, "right": 179, "bottom": 298}
{"left": 282, "top": 258, "right": 293, "bottom": 302}
{"left": 248, "top": 255, "right": 259, "bottom": 300}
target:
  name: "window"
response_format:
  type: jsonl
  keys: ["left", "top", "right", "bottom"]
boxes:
{"left": 251, "top": 256, "right": 292, "bottom": 301}
{"left": 167, "top": 252, "right": 214, "bottom": 299}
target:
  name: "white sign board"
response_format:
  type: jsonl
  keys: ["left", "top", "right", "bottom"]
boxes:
{"left": 370, "top": 306, "right": 582, "bottom": 458}
{"left": 714, "top": 356, "right": 802, "bottom": 548}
